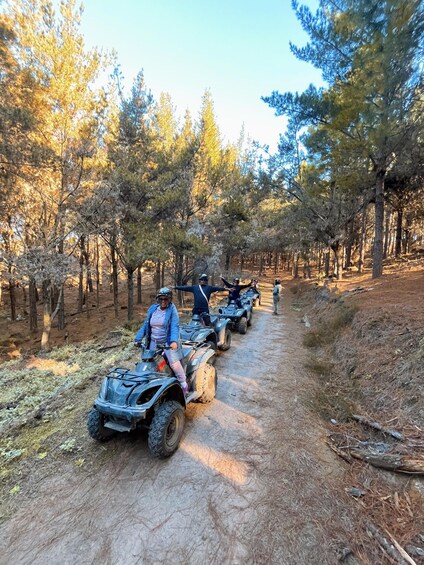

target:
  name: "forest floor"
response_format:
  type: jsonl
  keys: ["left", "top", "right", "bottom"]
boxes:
{"left": 0, "top": 259, "right": 423, "bottom": 564}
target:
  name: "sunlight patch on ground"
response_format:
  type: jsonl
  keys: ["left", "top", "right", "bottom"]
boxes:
{"left": 26, "top": 357, "right": 80, "bottom": 376}
{"left": 182, "top": 441, "right": 249, "bottom": 485}
{"left": 211, "top": 399, "right": 263, "bottom": 435}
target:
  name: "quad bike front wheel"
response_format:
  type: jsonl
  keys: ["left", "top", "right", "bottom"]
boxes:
{"left": 247, "top": 311, "right": 253, "bottom": 327}
{"left": 87, "top": 408, "right": 116, "bottom": 442}
{"left": 148, "top": 401, "right": 185, "bottom": 458}
{"left": 236, "top": 316, "right": 248, "bottom": 334}
{"left": 219, "top": 328, "right": 232, "bottom": 351}
{"left": 196, "top": 363, "right": 217, "bottom": 403}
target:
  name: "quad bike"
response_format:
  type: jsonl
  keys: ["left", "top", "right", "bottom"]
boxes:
{"left": 241, "top": 287, "right": 261, "bottom": 307}
{"left": 215, "top": 300, "right": 252, "bottom": 334}
{"left": 87, "top": 341, "right": 217, "bottom": 458}
{"left": 180, "top": 313, "right": 232, "bottom": 352}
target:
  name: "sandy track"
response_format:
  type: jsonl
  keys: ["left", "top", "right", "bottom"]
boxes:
{"left": 0, "top": 290, "right": 349, "bottom": 565}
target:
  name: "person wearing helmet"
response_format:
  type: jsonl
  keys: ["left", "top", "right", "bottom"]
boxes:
{"left": 221, "top": 276, "right": 251, "bottom": 307}
{"left": 134, "top": 288, "right": 188, "bottom": 394}
{"left": 174, "top": 274, "right": 226, "bottom": 326}
{"left": 272, "top": 279, "right": 283, "bottom": 315}
{"left": 250, "top": 278, "right": 259, "bottom": 290}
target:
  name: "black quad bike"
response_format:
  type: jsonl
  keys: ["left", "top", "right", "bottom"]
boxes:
{"left": 241, "top": 287, "right": 261, "bottom": 307}
{"left": 180, "top": 313, "right": 232, "bottom": 352}
{"left": 87, "top": 341, "right": 216, "bottom": 458}
{"left": 215, "top": 300, "right": 252, "bottom": 334}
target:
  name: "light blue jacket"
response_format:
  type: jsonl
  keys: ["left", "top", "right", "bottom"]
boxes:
{"left": 134, "top": 303, "right": 181, "bottom": 347}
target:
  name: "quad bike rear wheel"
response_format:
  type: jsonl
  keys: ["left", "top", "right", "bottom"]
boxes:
{"left": 219, "top": 328, "right": 232, "bottom": 351}
{"left": 87, "top": 408, "right": 116, "bottom": 442}
{"left": 195, "top": 363, "right": 217, "bottom": 403}
{"left": 236, "top": 316, "right": 248, "bottom": 334}
{"left": 148, "top": 401, "right": 185, "bottom": 458}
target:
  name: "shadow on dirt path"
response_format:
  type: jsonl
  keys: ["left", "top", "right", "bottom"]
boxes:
{"left": 0, "top": 285, "right": 353, "bottom": 565}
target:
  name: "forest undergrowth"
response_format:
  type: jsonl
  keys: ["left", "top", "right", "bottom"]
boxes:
{"left": 294, "top": 260, "right": 424, "bottom": 562}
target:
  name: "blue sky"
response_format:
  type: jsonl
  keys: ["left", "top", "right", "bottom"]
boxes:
{"left": 79, "top": 0, "right": 322, "bottom": 152}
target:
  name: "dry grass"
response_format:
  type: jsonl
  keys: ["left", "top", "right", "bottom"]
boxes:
{"left": 303, "top": 302, "right": 358, "bottom": 348}
{"left": 299, "top": 265, "right": 424, "bottom": 563}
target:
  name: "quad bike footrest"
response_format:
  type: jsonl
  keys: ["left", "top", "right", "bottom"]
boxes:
{"left": 104, "top": 421, "right": 133, "bottom": 432}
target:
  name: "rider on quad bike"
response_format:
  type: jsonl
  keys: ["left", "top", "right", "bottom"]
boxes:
{"left": 175, "top": 274, "right": 226, "bottom": 326}
{"left": 221, "top": 276, "right": 252, "bottom": 308}
{"left": 134, "top": 287, "right": 188, "bottom": 395}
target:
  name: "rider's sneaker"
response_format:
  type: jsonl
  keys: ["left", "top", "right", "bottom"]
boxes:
{"left": 182, "top": 382, "right": 189, "bottom": 396}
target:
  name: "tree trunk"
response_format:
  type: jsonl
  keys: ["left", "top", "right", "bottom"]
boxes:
{"left": 29, "top": 277, "right": 38, "bottom": 332}
{"left": 41, "top": 282, "right": 63, "bottom": 351}
{"left": 97, "top": 236, "right": 103, "bottom": 287}
{"left": 358, "top": 205, "right": 368, "bottom": 273}
{"left": 332, "top": 244, "right": 342, "bottom": 280}
{"left": 317, "top": 246, "right": 322, "bottom": 275}
{"left": 403, "top": 212, "right": 413, "bottom": 254}
{"left": 57, "top": 239, "right": 65, "bottom": 331}
{"left": 383, "top": 206, "right": 391, "bottom": 259}
{"left": 41, "top": 284, "right": 52, "bottom": 351}
{"left": 274, "top": 251, "right": 279, "bottom": 274}
{"left": 84, "top": 236, "right": 93, "bottom": 293}
{"left": 127, "top": 266, "right": 134, "bottom": 321}
{"left": 225, "top": 254, "right": 230, "bottom": 272}
{"left": 259, "top": 254, "right": 265, "bottom": 276}
{"left": 324, "top": 250, "right": 330, "bottom": 277}
{"left": 110, "top": 242, "right": 119, "bottom": 318}
{"left": 95, "top": 237, "right": 100, "bottom": 308}
{"left": 292, "top": 253, "right": 299, "bottom": 278}
{"left": 9, "top": 274, "right": 16, "bottom": 321}
{"left": 395, "top": 208, "right": 403, "bottom": 257}
{"left": 78, "top": 236, "right": 85, "bottom": 313}
{"left": 175, "top": 252, "right": 184, "bottom": 289}
{"left": 137, "top": 266, "right": 142, "bottom": 304}
{"left": 372, "top": 170, "right": 385, "bottom": 279}
{"left": 345, "top": 221, "right": 354, "bottom": 269}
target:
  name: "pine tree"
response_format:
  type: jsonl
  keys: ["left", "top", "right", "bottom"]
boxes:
{"left": 264, "top": 0, "right": 424, "bottom": 278}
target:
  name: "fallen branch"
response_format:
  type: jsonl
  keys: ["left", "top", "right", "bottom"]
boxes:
{"left": 352, "top": 414, "right": 405, "bottom": 441}
{"left": 384, "top": 530, "right": 417, "bottom": 565}
{"left": 326, "top": 440, "right": 353, "bottom": 464}
{"left": 350, "top": 449, "right": 424, "bottom": 475}
{"left": 366, "top": 522, "right": 409, "bottom": 565}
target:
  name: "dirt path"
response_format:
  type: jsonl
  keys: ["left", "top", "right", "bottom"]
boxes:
{"left": 0, "top": 288, "right": 352, "bottom": 565}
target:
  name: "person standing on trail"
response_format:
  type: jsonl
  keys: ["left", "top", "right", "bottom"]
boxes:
{"left": 134, "top": 287, "right": 188, "bottom": 395}
{"left": 221, "top": 276, "right": 252, "bottom": 307}
{"left": 272, "top": 279, "right": 282, "bottom": 315}
{"left": 175, "top": 274, "right": 226, "bottom": 326}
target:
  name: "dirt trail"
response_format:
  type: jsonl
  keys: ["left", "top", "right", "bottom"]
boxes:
{"left": 0, "top": 288, "right": 351, "bottom": 565}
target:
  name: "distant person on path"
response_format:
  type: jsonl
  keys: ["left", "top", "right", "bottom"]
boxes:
{"left": 221, "top": 276, "right": 252, "bottom": 308}
{"left": 134, "top": 287, "right": 188, "bottom": 394}
{"left": 272, "top": 279, "right": 282, "bottom": 315}
{"left": 175, "top": 274, "right": 226, "bottom": 326}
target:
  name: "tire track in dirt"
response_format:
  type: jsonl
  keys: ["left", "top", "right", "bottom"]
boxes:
{"left": 0, "top": 288, "right": 350, "bottom": 565}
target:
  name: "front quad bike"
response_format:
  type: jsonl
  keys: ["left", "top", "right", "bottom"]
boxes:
{"left": 215, "top": 300, "right": 252, "bottom": 334}
{"left": 87, "top": 342, "right": 217, "bottom": 458}
{"left": 180, "top": 313, "right": 232, "bottom": 352}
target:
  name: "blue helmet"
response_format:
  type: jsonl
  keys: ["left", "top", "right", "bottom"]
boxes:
{"left": 156, "top": 287, "right": 173, "bottom": 301}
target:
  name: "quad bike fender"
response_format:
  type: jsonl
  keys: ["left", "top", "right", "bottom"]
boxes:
{"left": 94, "top": 376, "right": 185, "bottom": 425}
{"left": 186, "top": 347, "right": 215, "bottom": 376}
{"left": 215, "top": 319, "right": 229, "bottom": 346}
